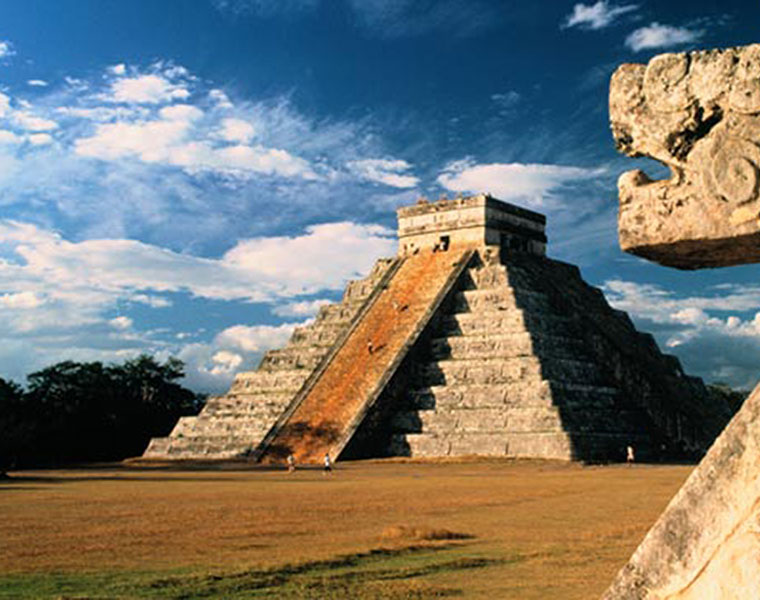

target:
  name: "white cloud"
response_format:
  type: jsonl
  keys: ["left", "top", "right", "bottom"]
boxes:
{"left": 209, "top": 89, "right": 233, "bottom": 109}
{"left": 0, "top": 130, "right": 22, "bottom": 145}
{"left": 11, "top": 111, "right": 59, "bottom": 131}
{"left": 27, "top": 133, "right": 53, "bottom": 146}
{"left": 108, "top": 63, "right": 126, "bottom": 76}
{"left": 158, "top": 104, "right": 204, "bottom": 122}
{"left": 625, "top": 23, "right": 702, "bottom": 52}
{"left": 130, "top": 294, "right": 172, "bottom": 308}
{"left": 27, "top": 79, "right": 48, "bottom": 87}
{"left": 109, "top": 316, "right": 133, "bottom": 330}
{"left": 108, "top": 74, "right": 190, "bottom": 104}
{"left": 348, "top": 158, "right": 419, "bottom": 188}
{"left": 75, "top": 119, "right": 191, "bottom": 161}
{"left": 437, "top": 160, "right": 603, "bottom": 207}
{"left": 603, "top": 279, "right": 760, "bottom": 389}
{"left": 562, "top": 1, "right": 638, "bottom": 30}
{"left": 272, "top": 298, "right": 331, "bottom": 317}
{"left": 0, "top": 40, "right": 14, "bottom": 59}
{"left": 208, "top": 350, "right": 243, "bottom": 375}
{"left": 219, "top": 118, "right": 255, "bottom": 143}
{"left": 0, "top": 219, "right": 395, "bottom": 333}
{"left": 215, "top": 323, "right": 298, "bottom": 353}
{"left": 0, "top": 291, "right": 44, "bottom": 309}
{"left": 0, "top": 92, "right": 10, "bottom": 117}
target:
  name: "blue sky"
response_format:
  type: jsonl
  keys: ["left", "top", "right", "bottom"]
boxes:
{"left": 1, "top": 0, "right": 760, "bottom": 393}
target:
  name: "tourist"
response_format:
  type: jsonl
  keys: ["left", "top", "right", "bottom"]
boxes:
{"left": 626, "top": 445, "right": 635, "bottom": 465}
{"left": 323, "top": 453, "right": 332, "bottom": 475}
{"left": 287, "top": 453, "right": 296, "bottom": 473}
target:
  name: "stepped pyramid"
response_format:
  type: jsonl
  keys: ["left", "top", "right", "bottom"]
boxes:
{"left": 144, "top": 194, "right": 731, "bottom": 463}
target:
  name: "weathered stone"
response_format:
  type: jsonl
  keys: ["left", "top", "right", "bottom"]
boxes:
{"left": 610, "top": 44, "right": 760, "bottom": 268}
{"left": 143, "top": 195, "right": 732, "bottom": 464}
{"left": 602, "top": 384, "right": 760, "bottom": 599}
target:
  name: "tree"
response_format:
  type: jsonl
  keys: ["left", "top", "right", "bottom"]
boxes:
{"left": 1, "top": 356, "right": 205, "bottom": 467}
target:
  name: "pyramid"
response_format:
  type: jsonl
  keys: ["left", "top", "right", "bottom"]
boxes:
{"left": 143, "top": 194, "right": 731, "bottom": 463}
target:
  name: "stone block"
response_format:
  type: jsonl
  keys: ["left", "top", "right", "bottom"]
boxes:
{"left": 602, "top": 382, "right": 760, "bottom": 599}
{"left": 610, "top": 44, "right": 760, "bottom": 268}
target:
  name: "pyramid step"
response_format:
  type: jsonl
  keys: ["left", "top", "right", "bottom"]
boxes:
{"left": 451, "top": 288, "right": 551, "bottom": 313}
{"left": 393, "top": 405, "right": 651, "bottom": 436}
{"left": 289, "top": 323, "right": 346, "bottom": 347}
{"left": 418, "top": 356, "right": 607, "bottom": 386}
{"left": 393, "top": 430, "right": 576, "bottom": 460}
{"left": 439, "top": 311, "right": 577, "bottom": 337}
{"left": 429, "top": 332, "right": 589, "bottom": 361}
{"left": 229, "top": 370, "right": 310, "bottom": 394}
{"left": 406, "top": 381, "right": 621, "bottom": 411}
{"left": 258, "top": 347, "right": 327, "bottom": 371}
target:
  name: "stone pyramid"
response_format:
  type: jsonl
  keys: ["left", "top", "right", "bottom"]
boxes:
{"left": 143, "top": 194, "right": 731, "bottom": 464}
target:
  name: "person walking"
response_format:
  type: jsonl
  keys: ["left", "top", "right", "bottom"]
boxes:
{"left": 323, "top": 453, "right": 332, "bottom": 475}
{"left": 287, "top": 453, "right": 296, "bottom": 473}
{"left": 626, "top": 445, "right": 635, "bottom": 466}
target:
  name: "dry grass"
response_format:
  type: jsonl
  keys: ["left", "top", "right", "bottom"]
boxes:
{"left": 0, "top": 459, "right": 691, "bottom": 598}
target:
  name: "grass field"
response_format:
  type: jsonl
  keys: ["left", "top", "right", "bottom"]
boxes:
{"left": 0, "top": 459, "right": 691, "bottom": 599}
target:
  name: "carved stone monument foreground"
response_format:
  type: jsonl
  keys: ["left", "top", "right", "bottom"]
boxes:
{"left": 144, "top": 195, "right": 730, "bottom": 465}
{"left": 604, "top": 44, "right": 760, "bottom": 599}
{"left": 610, "top": 44, "right": 760, "bottom": 269}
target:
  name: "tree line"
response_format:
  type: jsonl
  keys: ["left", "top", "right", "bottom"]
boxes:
{"left": 0, "top": 355, "right": 205, "bottom": 470}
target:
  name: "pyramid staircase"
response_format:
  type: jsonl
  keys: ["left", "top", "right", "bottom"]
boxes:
{"left": 143, "top": 195, "right": 731, "bottom": 463}
{"left": 366, "top": 252, "right": 726, "bottom": 462}
{"left": 142, "top": 257, "right": 397, "bottom": 459}
{"left": 257, "top": 248, "right": 474, "bottom": 464}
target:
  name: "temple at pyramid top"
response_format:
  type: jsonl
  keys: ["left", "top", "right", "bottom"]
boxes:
{"left": 396, "top": 194, "right": 546, "bottom": 256}
{"left": 142, "top": 194, "right": 733, "bottom": 465}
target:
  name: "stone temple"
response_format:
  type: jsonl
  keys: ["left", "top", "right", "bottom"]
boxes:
{"left": 144, "top": 194, "right": 730, "bottom": 464}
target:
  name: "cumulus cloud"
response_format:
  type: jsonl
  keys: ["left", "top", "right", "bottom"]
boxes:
{"left": 215, "top": 323, "right": 299, "bottom": 353}
{"left": 625, "top": 22, "right": 702, "bottom": 52}
{"left": 109, "top": 316, "right": 133, "bottom": 330}
{"left": 107, "top": 73, "right": 190, "bottom": 104}
{"left": 11, "top": 111, "right": 58, "bottom": 131}
{"left": 562, "top": 1, "right": 638, "bottom": 30}
{"left": 603, "top": 279, "right": 760, "bottom": 389}
{"left": 0, "top": 219, "right": 395, "bottom": 332}
{"left": 0, "top": 291, "right": 44, "bottom": 309}
{"left": 27, "top": 79, "right": 48, "bottom": 87}
{"left": 219, "top": 118, "right": 255, "bottom": 143}
{"left": 272, "top": 298, "right": 331, "bottom": 317}
{"left": 437, "top": 160, "right": 604, "bottom": 207}
{"left": 27, "top": 133, "right": 53, "bottom": 146}
{"left": 347, "top": 158, "right": 419, "bottom": 188}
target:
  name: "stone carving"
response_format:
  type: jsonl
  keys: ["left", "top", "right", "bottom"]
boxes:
{"left": 602, "top": 385, "right": 760, "bottom": 600}
{"left": 610, "top": 44, "right": 760, "bottom": 268}
{"left": 604, "top": 43, "right": 760, "bottom": 599}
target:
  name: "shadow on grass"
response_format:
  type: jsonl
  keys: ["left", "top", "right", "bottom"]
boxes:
{"left": 0, "top": 544, "right": 513, "bottom": 599}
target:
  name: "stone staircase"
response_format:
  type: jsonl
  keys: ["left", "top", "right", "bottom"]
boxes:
{"left": 258, "top": 248, "right": 475, "bottom": 464}
{"left": 386, "top": 255, "right": 670, "bottom": 461}
{"left": 142, "top": 258, "right": 396, "bottom": 459}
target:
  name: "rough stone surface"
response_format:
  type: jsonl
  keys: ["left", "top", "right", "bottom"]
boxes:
{"left": 610, "top": 44, "right": 760, "bottom": 268}
{"left": 142, "top": 257, "right": 395, "bottom": 459}
{"left": 143, "top": 196, "right": 731, "bottom": 464}
{"left": 602, "top": 383, "right": 760, "bottom": 599}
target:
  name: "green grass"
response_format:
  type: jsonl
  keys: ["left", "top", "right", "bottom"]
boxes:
{"left": 0, "top": 545, "right": 509, "bottom": 599}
